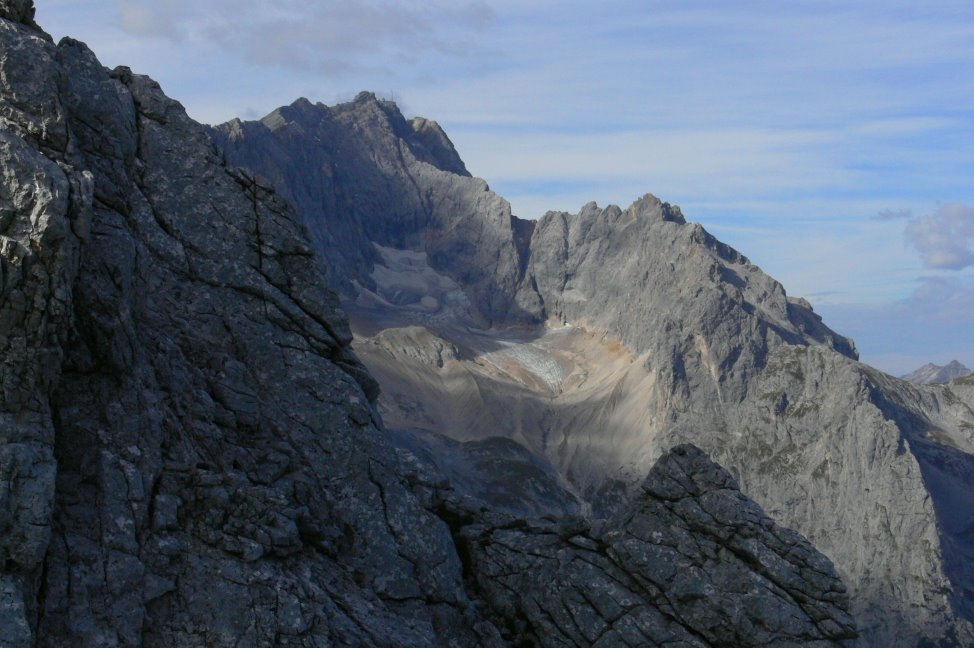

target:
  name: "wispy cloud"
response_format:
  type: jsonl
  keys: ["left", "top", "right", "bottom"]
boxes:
{"left": 458, "top": 126, "right": 853, "bottom": 216}
{"left": 116, "top": 0, "right": 185, "bottom": 39}
{"left": 909, "top": 275, "right": 974, "bottom": 318}
{"left": 904, "top": 203, "right": 974, "bottom": 270}
{"left": 114, "top": 0, "right": 495, "bottom": 76}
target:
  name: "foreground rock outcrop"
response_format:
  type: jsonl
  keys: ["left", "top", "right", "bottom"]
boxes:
{"left": 0, "top": 4, "right": 859, "bottom": 646}
{"left": 450, "top": 444, "right": 857, "bottom": 647}
{"left": 216, "top": 89, "right": 974, "bottom": 645}
{"left": 0, "top": 8, "right": 481, "bottom": 645}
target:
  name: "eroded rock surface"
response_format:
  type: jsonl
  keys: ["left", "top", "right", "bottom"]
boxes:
{"left": 217, "top": 91, "right": 974, "bottom": 646}
{"left": 209, "top": 94, "right": 528, "bottom": 323}
{"left": 1, "top": 9, "right": 488, "bottom": 646}
{"left": 0, "top": 5, "right": 862, "bottom": 647}
{"left": 445, "top": 445, "right": 857, "bottom": 647}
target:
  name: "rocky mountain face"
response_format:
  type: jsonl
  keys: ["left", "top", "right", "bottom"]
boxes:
{"left": 903, "top": 360, "right": 972, "bottom": 385}
{"left": 209, "top": 94, "right": 527, "bottom": 325}
{"left": 452, "top": 444, "right": 857, "bottom": 647}
{"left": 216, "top": 94, "right": 974, "bottom": 644}
{"left": 0, "top": 4, "right": 860, "bottom": 647}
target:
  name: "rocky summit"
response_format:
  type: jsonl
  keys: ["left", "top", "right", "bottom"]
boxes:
{"left": 0, "top": 4, "right": 867, "bottom": 647}
{"left": 214, "top": 84, "right": 974, "bottom": 647}
{"left": 902, "top": 360, "right": 973, "bottom": 385}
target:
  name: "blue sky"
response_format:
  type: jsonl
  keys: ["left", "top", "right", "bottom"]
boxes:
{"left": 34, "top": 0, "right": 974, "bottom": 374}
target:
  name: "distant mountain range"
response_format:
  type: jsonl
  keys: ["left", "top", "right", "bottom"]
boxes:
{"left": 213, "top": 93, "right": 974, "bottom": 646}
{"left": 902, "top": 360, "right": 973, "bottom": 384}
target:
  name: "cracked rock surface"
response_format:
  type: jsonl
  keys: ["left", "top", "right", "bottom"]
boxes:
{"left": 1, "top": 9, "right": 488, "bottom": 647}
{"left": 0, "top": 5, "right": 861, "bottom": 647}
{"left": 448, "top": 445, "right": 857, "bottom": 647}
{"left": 216, "top": 86, "right": 974, "bottom": 645}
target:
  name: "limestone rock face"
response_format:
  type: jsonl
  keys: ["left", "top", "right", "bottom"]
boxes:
{"left": 217, "top": 92, "right": 974, "bottom": 646}
{"left": 451, "top": 445, "right": 857, "bottom": 647}
{"left": 209, "top": 94, "right": 529, "bottom": 324}
{"left": 0, "top": 5, "right": 861, "bottom": 647}
{"left": 0, "top": 12, "right": 486, "bottom": 647}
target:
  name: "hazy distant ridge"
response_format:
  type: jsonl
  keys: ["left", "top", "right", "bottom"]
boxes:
{"left": 902, "top": 360, "right": 972, "bottom": 384}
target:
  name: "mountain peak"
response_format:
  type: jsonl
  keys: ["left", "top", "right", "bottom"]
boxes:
{"left": 208, "top": 86, "right": 962, "bottom": 645}
{"left": 352, "top": 90, "right": 401, "bottom": 112}
{"left": 259, "top": 96, "right": 327, "bottom": 132}
{"left": 902, "top": 359, "right": 972, "bottom": 384}
{"left": 353, "top": 90, "right": 378, "bottom": 104}
{"left": 628, "top": 192, "right": 686, "bottom": 224}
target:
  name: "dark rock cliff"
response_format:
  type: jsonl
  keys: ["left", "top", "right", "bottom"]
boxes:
{"left": 1, "top": 10, "right": 485, "bottom": 646}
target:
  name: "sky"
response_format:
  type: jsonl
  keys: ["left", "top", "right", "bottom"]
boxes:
{"left": 34, "top": 0, "right": 974, "bottom": 375}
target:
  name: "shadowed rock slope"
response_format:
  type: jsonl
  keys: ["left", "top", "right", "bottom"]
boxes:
{"left": 215, "top": 94, "right": 974, "bottom": 645}
{"left": 0, "top": 5, "right": 858, "bottom": 647}
{"left": 210, "top": 94, "right": 526, "bottom": 324}
{"left": 450, "top": 444, "right": 857, "bottom": 647}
